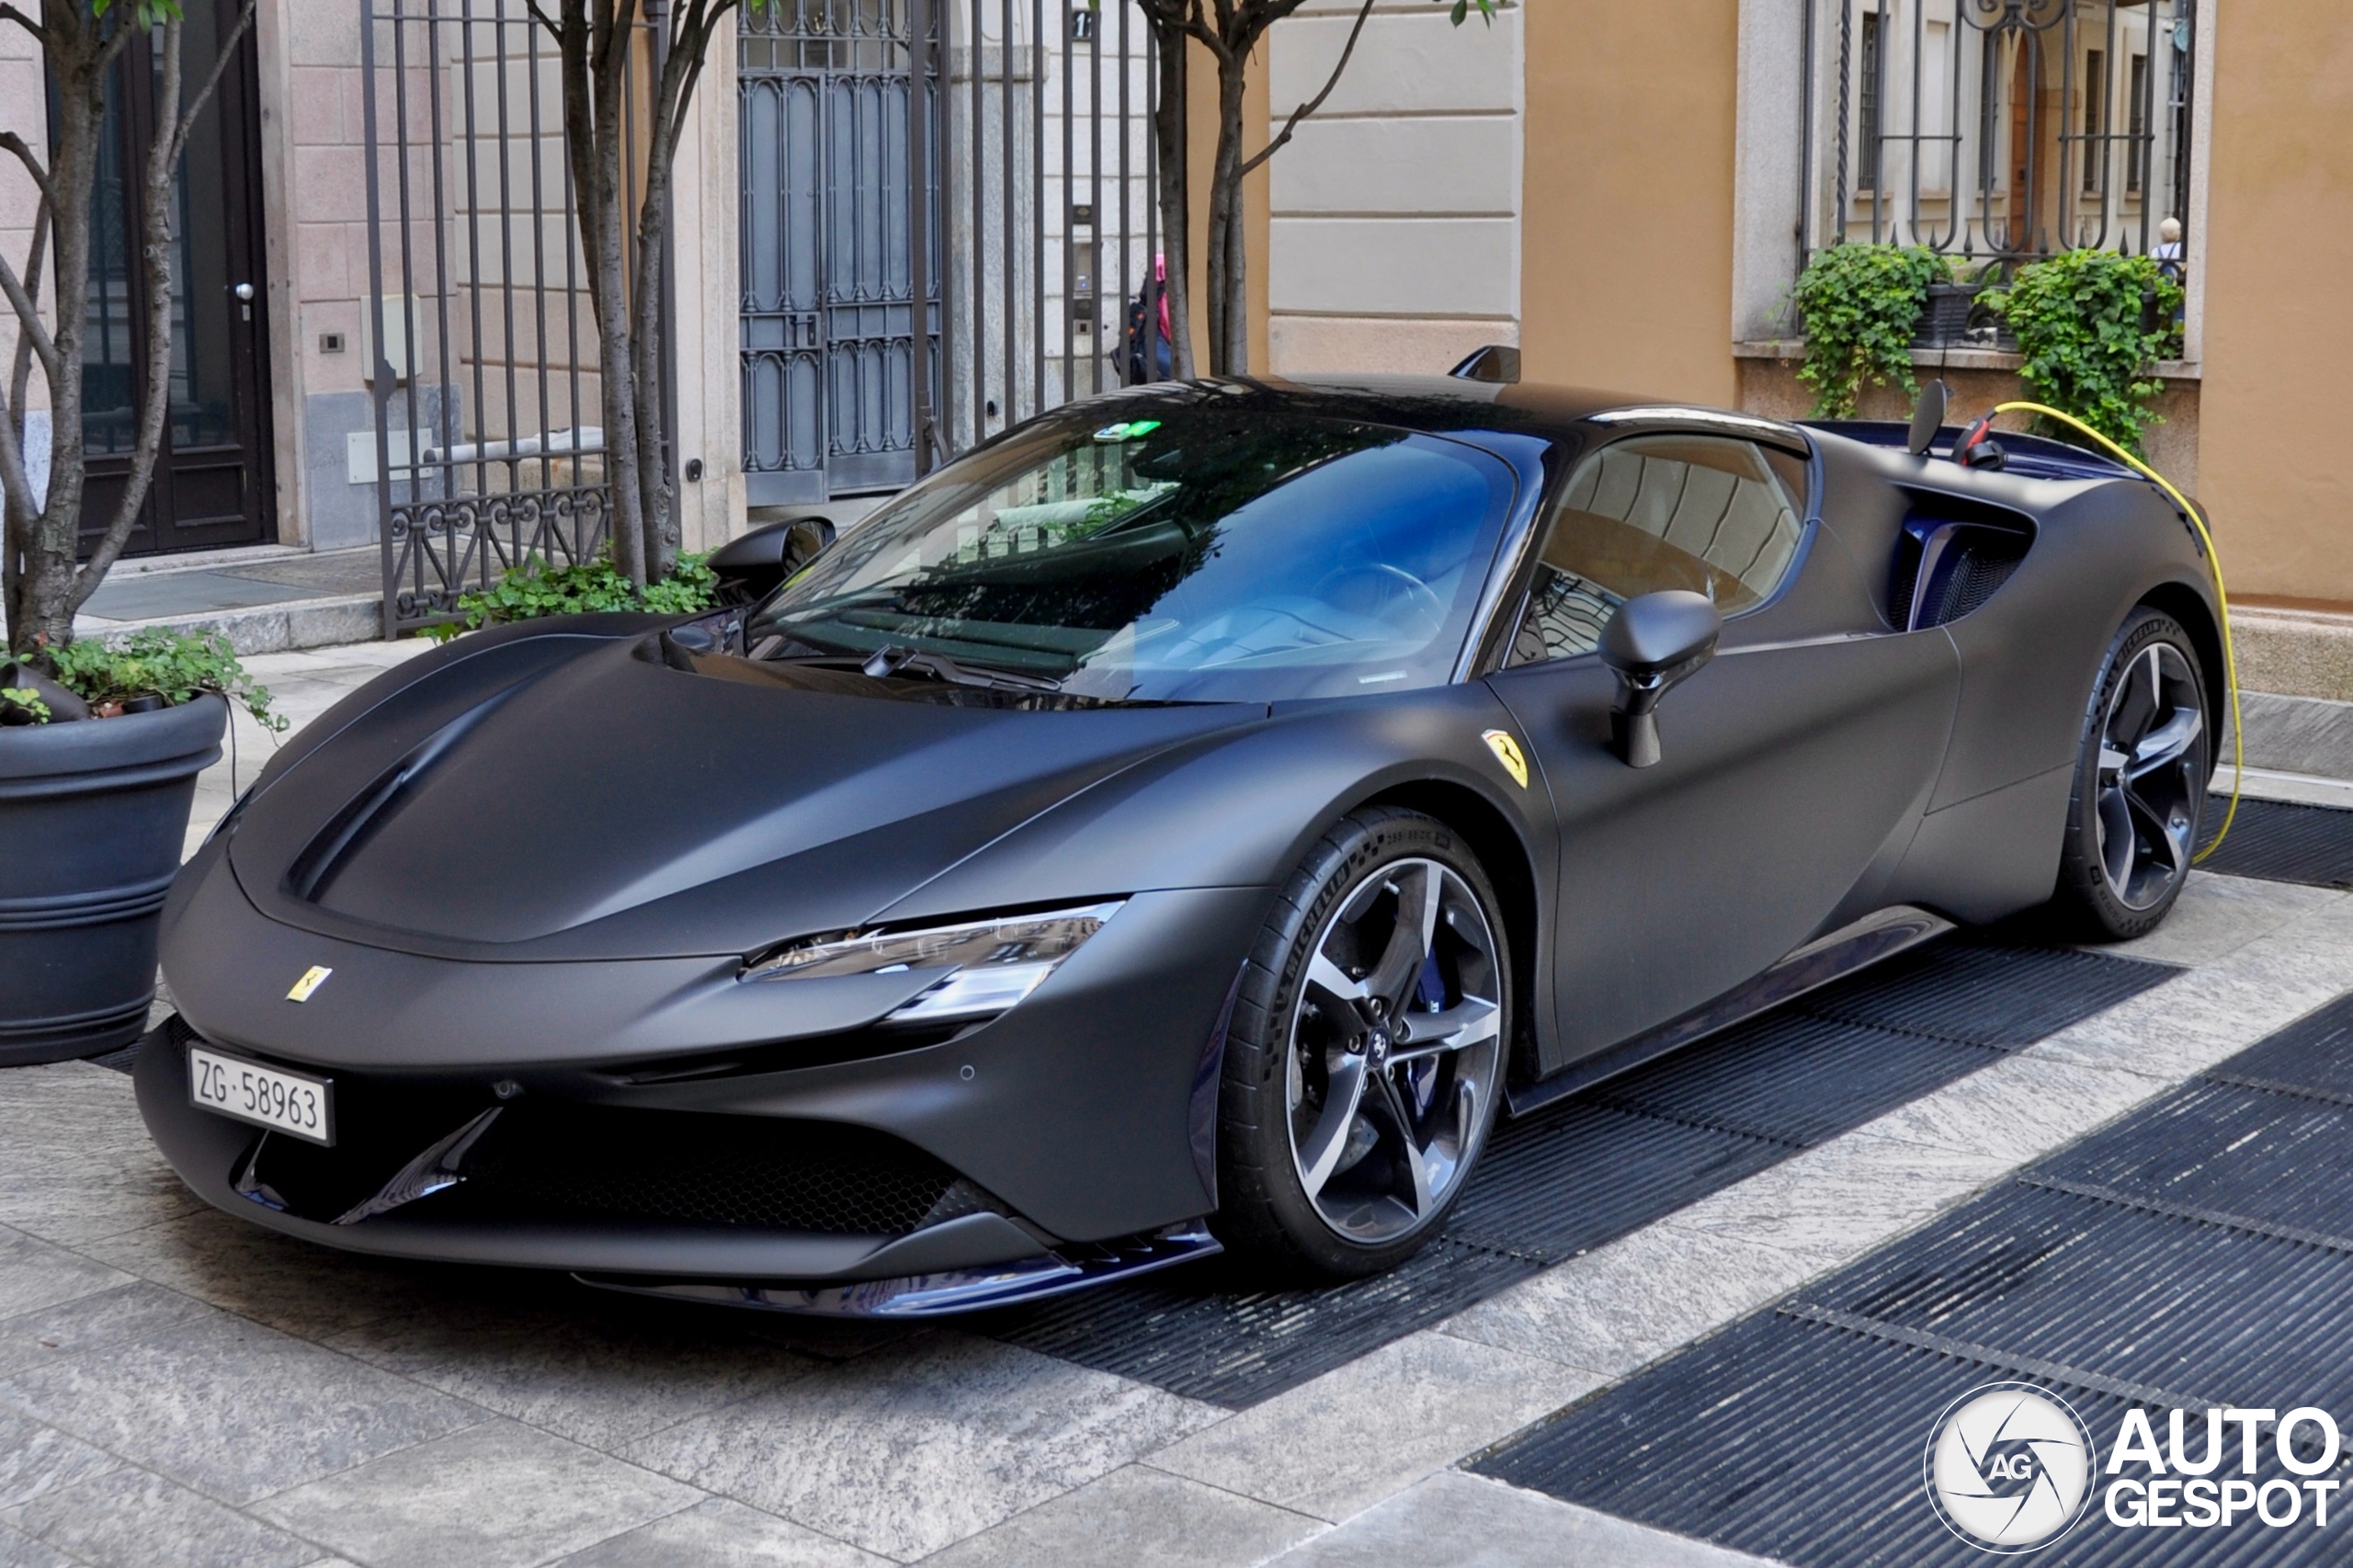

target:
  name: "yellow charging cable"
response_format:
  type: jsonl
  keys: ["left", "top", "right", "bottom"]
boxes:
{"left": 1983, "top": 401, "right": 2240, "bottom": 861}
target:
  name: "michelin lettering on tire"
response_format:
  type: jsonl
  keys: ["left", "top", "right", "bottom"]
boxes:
{"left": 1925, "top": 1382, "right": 2097, "bottom": 1552}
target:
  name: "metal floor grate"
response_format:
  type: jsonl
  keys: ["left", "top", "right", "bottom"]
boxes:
{"left": 1475, "top": 977, "right": 2353, "bottom": 1563}
{"left": 992, "top": 939, "right": 2172, "bottom": 1407}
{"left": 2200, "top": 796, "right": 2353, "bottom": 889}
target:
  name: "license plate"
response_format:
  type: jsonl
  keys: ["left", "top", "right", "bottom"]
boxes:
{"left": 188, "top": 1045, "right": 335, "bottom": 1146}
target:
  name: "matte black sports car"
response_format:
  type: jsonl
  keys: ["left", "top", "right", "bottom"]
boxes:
{"left": 139, "top": 375, "right": 2223, "bottom": 1312}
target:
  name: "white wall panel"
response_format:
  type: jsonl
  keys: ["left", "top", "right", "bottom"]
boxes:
{"left": 1271, "top": 217, "right": 1518, "bottom": 316}
{"left": 1271, "top": 117, "right": 1518, "bottom": 215}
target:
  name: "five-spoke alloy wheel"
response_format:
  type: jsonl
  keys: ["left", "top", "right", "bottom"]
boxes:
{"left": 1215, "top": 808, "right": 1509, "bottom": 1278}
{"left": 2056, "top": 608, "right": 2211, "bottom": 940}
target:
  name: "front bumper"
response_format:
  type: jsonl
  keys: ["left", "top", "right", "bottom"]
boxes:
{"left": 146, "top": 858, "right": 1271, "bottom": 1279}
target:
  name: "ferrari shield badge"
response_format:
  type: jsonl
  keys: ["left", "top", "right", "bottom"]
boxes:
{"left": 286, "top": 966, "right": 334, "bottom": 1003}
{"left": 1481, "top": 730, "right": 1529, "bottom": 790}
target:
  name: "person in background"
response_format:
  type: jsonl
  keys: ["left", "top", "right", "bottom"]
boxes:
{"left": 2154, "top": 216, "right": 2186, "bottom": 281}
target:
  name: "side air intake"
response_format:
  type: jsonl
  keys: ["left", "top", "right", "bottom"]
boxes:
{"left": 1887, "top": 496, "right": 2035, "bottom": 631}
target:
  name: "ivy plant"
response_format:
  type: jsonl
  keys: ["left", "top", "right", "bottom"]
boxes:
{"left": 1985, "top": 249, "right": 2185, "bottom": 455}
{"left": 429, "top": 550, "right": 719, "bottom": 641}
{"left": 1789, "top": 244, "right": 1950, "bottom": 419}
{"left": 47, "top": 628, "right": 283, "bottom": 731}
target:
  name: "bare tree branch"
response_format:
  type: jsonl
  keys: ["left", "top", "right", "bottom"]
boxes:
{"left": 0, "top": 131, "right": 50, "bottom": 202}
{"left": 0, "top": 3, "right": 44, "bottom": 42}
{"left": 165, "top": 0, "right": 260, "bottom": 165}
{"left": 1237, "top": 0, "right": 1370, "bottom": 178}
{"left": 0, "top": 248, "right": 59, "bottom": 385}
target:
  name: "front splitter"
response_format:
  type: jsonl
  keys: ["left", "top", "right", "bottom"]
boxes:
{"left": 574, "top": 1221, "right": 1222, "bottom": 1317}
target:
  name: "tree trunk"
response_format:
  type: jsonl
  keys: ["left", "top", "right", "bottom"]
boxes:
{"left": 563, "top": 6, "right": 649, "bottom": 591}
{"left": 631, "top": 109, "right": 678, "bottom": 582}
{"left": 11, "top": 35, "right": 107, "bottom": 653}
{"left": 1149, "top": 23, "right": 1196, "bottom": 380}
{"left": 1203, "top": 53, "right": 1249, "bottom": 376}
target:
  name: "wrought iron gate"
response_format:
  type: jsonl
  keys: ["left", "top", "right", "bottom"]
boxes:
{"left": 360, "top": 0, "right": 620, "bottom": 636}
{"left": 739, "top": 0, "right": 1164, "bottom": 500}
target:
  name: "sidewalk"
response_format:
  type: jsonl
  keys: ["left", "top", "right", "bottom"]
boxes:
{"left": 75, "top": 548, "right": 384, "bottom": 658}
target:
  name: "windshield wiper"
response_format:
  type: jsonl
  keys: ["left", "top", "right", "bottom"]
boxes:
{"left": 860, "top": 644, "right": 1064, "bottom": 693}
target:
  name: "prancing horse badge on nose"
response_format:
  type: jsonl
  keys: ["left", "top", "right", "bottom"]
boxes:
{"left": 1481, "top": 730, "right": 1529, "bottom": 790}
{"left": 286, "top": 966, "right": 333, "bottom": 1003}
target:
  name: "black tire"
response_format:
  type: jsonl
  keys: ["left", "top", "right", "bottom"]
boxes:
{"left": 2052, "top": 608, "right": 2211, "bottom": 941}
{"left": 1214, "top": 807, "right": 1509, "bottom": 1279}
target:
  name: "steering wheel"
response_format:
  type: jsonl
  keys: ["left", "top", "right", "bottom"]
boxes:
{"left": 1312, "top": 562, "right": 1446, "bottom": 637}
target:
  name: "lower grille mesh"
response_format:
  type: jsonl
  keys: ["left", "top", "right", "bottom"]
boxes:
{"left": 442, "top": 1105, "right": 963, "bottom": 1233}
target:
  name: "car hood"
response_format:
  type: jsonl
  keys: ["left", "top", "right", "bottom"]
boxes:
{"left": 225, "top": 629, "right": 1259, "bottom": 960}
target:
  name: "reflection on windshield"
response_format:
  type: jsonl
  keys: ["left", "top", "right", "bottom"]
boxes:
{"left": 744, "top": 410, "right": 1517, "bottom": 702}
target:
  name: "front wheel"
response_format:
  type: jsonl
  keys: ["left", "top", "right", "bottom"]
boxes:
{"left": 2052, "top": 608, "right": 2211, "bottom": 940}
{"left": 1214, "top": 808, "right": 1508, "bottom": 1279}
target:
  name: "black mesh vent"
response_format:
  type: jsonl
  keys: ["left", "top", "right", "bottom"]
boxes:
{"left": 442, "top": 1104, "right": 961, "bottom": 1234}
{"left": 1917, "top": 541, "right": 2023, "bottom": 625}
{"left": 1888, "top": 507, "right": 2033, "bottom": 630}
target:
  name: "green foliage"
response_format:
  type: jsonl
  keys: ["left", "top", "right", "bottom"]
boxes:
{"left": 1985, "top": 249, "right": 2185, "bottom": 456}
{"left": 428, "top": 551, "right": 719, "bottom": 642}
{"left": 0, "top": 687, "right": 51, "bottom": 723}
{"left": 49, "top": 628, "right": 283, "bottom": 731}
{"left": 1789, "top": 244, "right": 1949, "bottom": 419}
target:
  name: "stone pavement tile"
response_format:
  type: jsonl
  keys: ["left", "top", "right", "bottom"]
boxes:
{"left": 1659, "top": 1131, "right": 2015, "bottom": 1269}
{"left": 2090, "top": 871, "right": 2340, "bottom": 968}
{"left": 0, "top": 1282, "right": 213, "bottom": 1379}
{"left": 1439, "top": 1224, "right": 1814, "bottom": 1381}
{"left": 1263, "top": 1471, "right": 1779, "bottom": 1567}
{"left": 551, "top": 1496, "right": 891, "bottom": 1568}
{"left": 0, "top": 1408, "right": 120, "bottom": 1511}
{"left": 251, "top": 1419, "right": 701, "bottom": 1568}
{"left": 0, "top": 1304, "right": 481, "bottom": 1506}
{"left": 0, "top": 1066, "right": 205, "bottom": 1249}
{"left": 321, "top": 1300, "right": 819, "bottom": 1450}
{"left": 0, "top": 1522, "right": 76, "bottom": 1568}
{"left": 621, "top": 1332, "right": 1221, "bottom": 1562}
{"left": 0, "top": 1228, "right": 132, "bottom": 1323}
{"left": 922, "top": 1463, "right": 1321, "bottom": 1568}
{"left": 1854, "top": 1051, "right": 2175, "bottom": 1166}
{"left": 74, "top": 1203, "right": 449, "bottom": 1343}
{"left": 6, "top": 1465, "right": 321, "bottom": 1568}
{"left": 1146, "top": 1332, "right": 1600, "bottom": 1525}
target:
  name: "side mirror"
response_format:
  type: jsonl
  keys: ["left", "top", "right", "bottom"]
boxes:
{"left": 1598, "top": 590, "right": 1721, "bottom": 767}
{"left": 1907, "top": 378, "right": 1950, "bottom": 457}
{"left": 708, "top": 516, "right": 835, "bottom": 604}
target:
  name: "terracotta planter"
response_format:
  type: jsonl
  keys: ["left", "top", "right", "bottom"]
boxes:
{"left": 0, "top": 694, "right": 225, "bottom": 1064}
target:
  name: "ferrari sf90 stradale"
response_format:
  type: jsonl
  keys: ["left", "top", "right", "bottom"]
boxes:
{"left": 140, "top": 373, "right": 2221, "bottom": 1312}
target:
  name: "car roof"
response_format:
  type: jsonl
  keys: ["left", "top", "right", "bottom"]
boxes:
{"left": 1071, "top": 374, "right": 1813, "bottom": 453}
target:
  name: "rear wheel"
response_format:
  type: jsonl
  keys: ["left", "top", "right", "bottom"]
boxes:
{"left": 1214, "top": 808, "right": 1507, "bottom": 1278}
{"left": 2052, "top": 608, "right": 2210, "bottom": 940}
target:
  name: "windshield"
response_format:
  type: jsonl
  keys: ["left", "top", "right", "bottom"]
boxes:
{"left": 743, "top": 408, "right": 1518, "bottom": 702}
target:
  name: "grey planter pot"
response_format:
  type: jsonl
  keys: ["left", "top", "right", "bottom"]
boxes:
{"left": 0, "top": 694, "right": 225, "bottom": 1064}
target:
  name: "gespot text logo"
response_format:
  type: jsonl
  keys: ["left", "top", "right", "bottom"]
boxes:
{"left": 1925, "top": 1388, "right": 2347, "bottom": 1551}
{"left": 1925, "top": 1382, "right": 2097, "bottom": 1552}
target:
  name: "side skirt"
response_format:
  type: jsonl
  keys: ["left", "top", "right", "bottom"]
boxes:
{"left": 1504, "top": 905, "right": 1954, "bottom": 1119}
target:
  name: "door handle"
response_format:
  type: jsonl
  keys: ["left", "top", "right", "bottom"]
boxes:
{"left": 233, "top": 282, "right": 256, "bottom": 301}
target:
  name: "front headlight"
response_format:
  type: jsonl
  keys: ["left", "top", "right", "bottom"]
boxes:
{"left": 744, "top": 901, "right": 1124, "bottom": 1024}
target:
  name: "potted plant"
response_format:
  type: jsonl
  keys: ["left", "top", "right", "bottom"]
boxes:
{"left": 0, "top": 2, "right": 262, "bottom": 1062}
{"left": 1789, "top": 244, "right": 1949, "bottom": 418}
{"left": 1, "top": 630, "right": 280, "bottom": 1064}
{"left": 1986, "top": 248, "right": 2186, "bottom": 455}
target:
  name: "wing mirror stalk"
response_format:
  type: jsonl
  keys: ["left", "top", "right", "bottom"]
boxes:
{"left": 708, "top": 515, "right": 837, "bottom": 604}
{"left": 1598, "top": 591, "right": 1722, "bottom": 768}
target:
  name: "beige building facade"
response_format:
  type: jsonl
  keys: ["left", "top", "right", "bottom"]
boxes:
{"left": 1260, "top": 0, "right": 2353, "bottom": 619}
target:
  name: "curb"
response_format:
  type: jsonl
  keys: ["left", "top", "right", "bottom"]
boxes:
{"left": 73, "top": 593, "right": 387, "bottom": 657}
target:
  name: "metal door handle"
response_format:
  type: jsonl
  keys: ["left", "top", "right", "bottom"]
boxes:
{"left": 233, "top": 282, "right": 255, "bottom": 301}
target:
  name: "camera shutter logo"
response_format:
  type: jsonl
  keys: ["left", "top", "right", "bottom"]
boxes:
{"left": 1925, "top": 1382, "right": 2097, "bottom": 1552}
